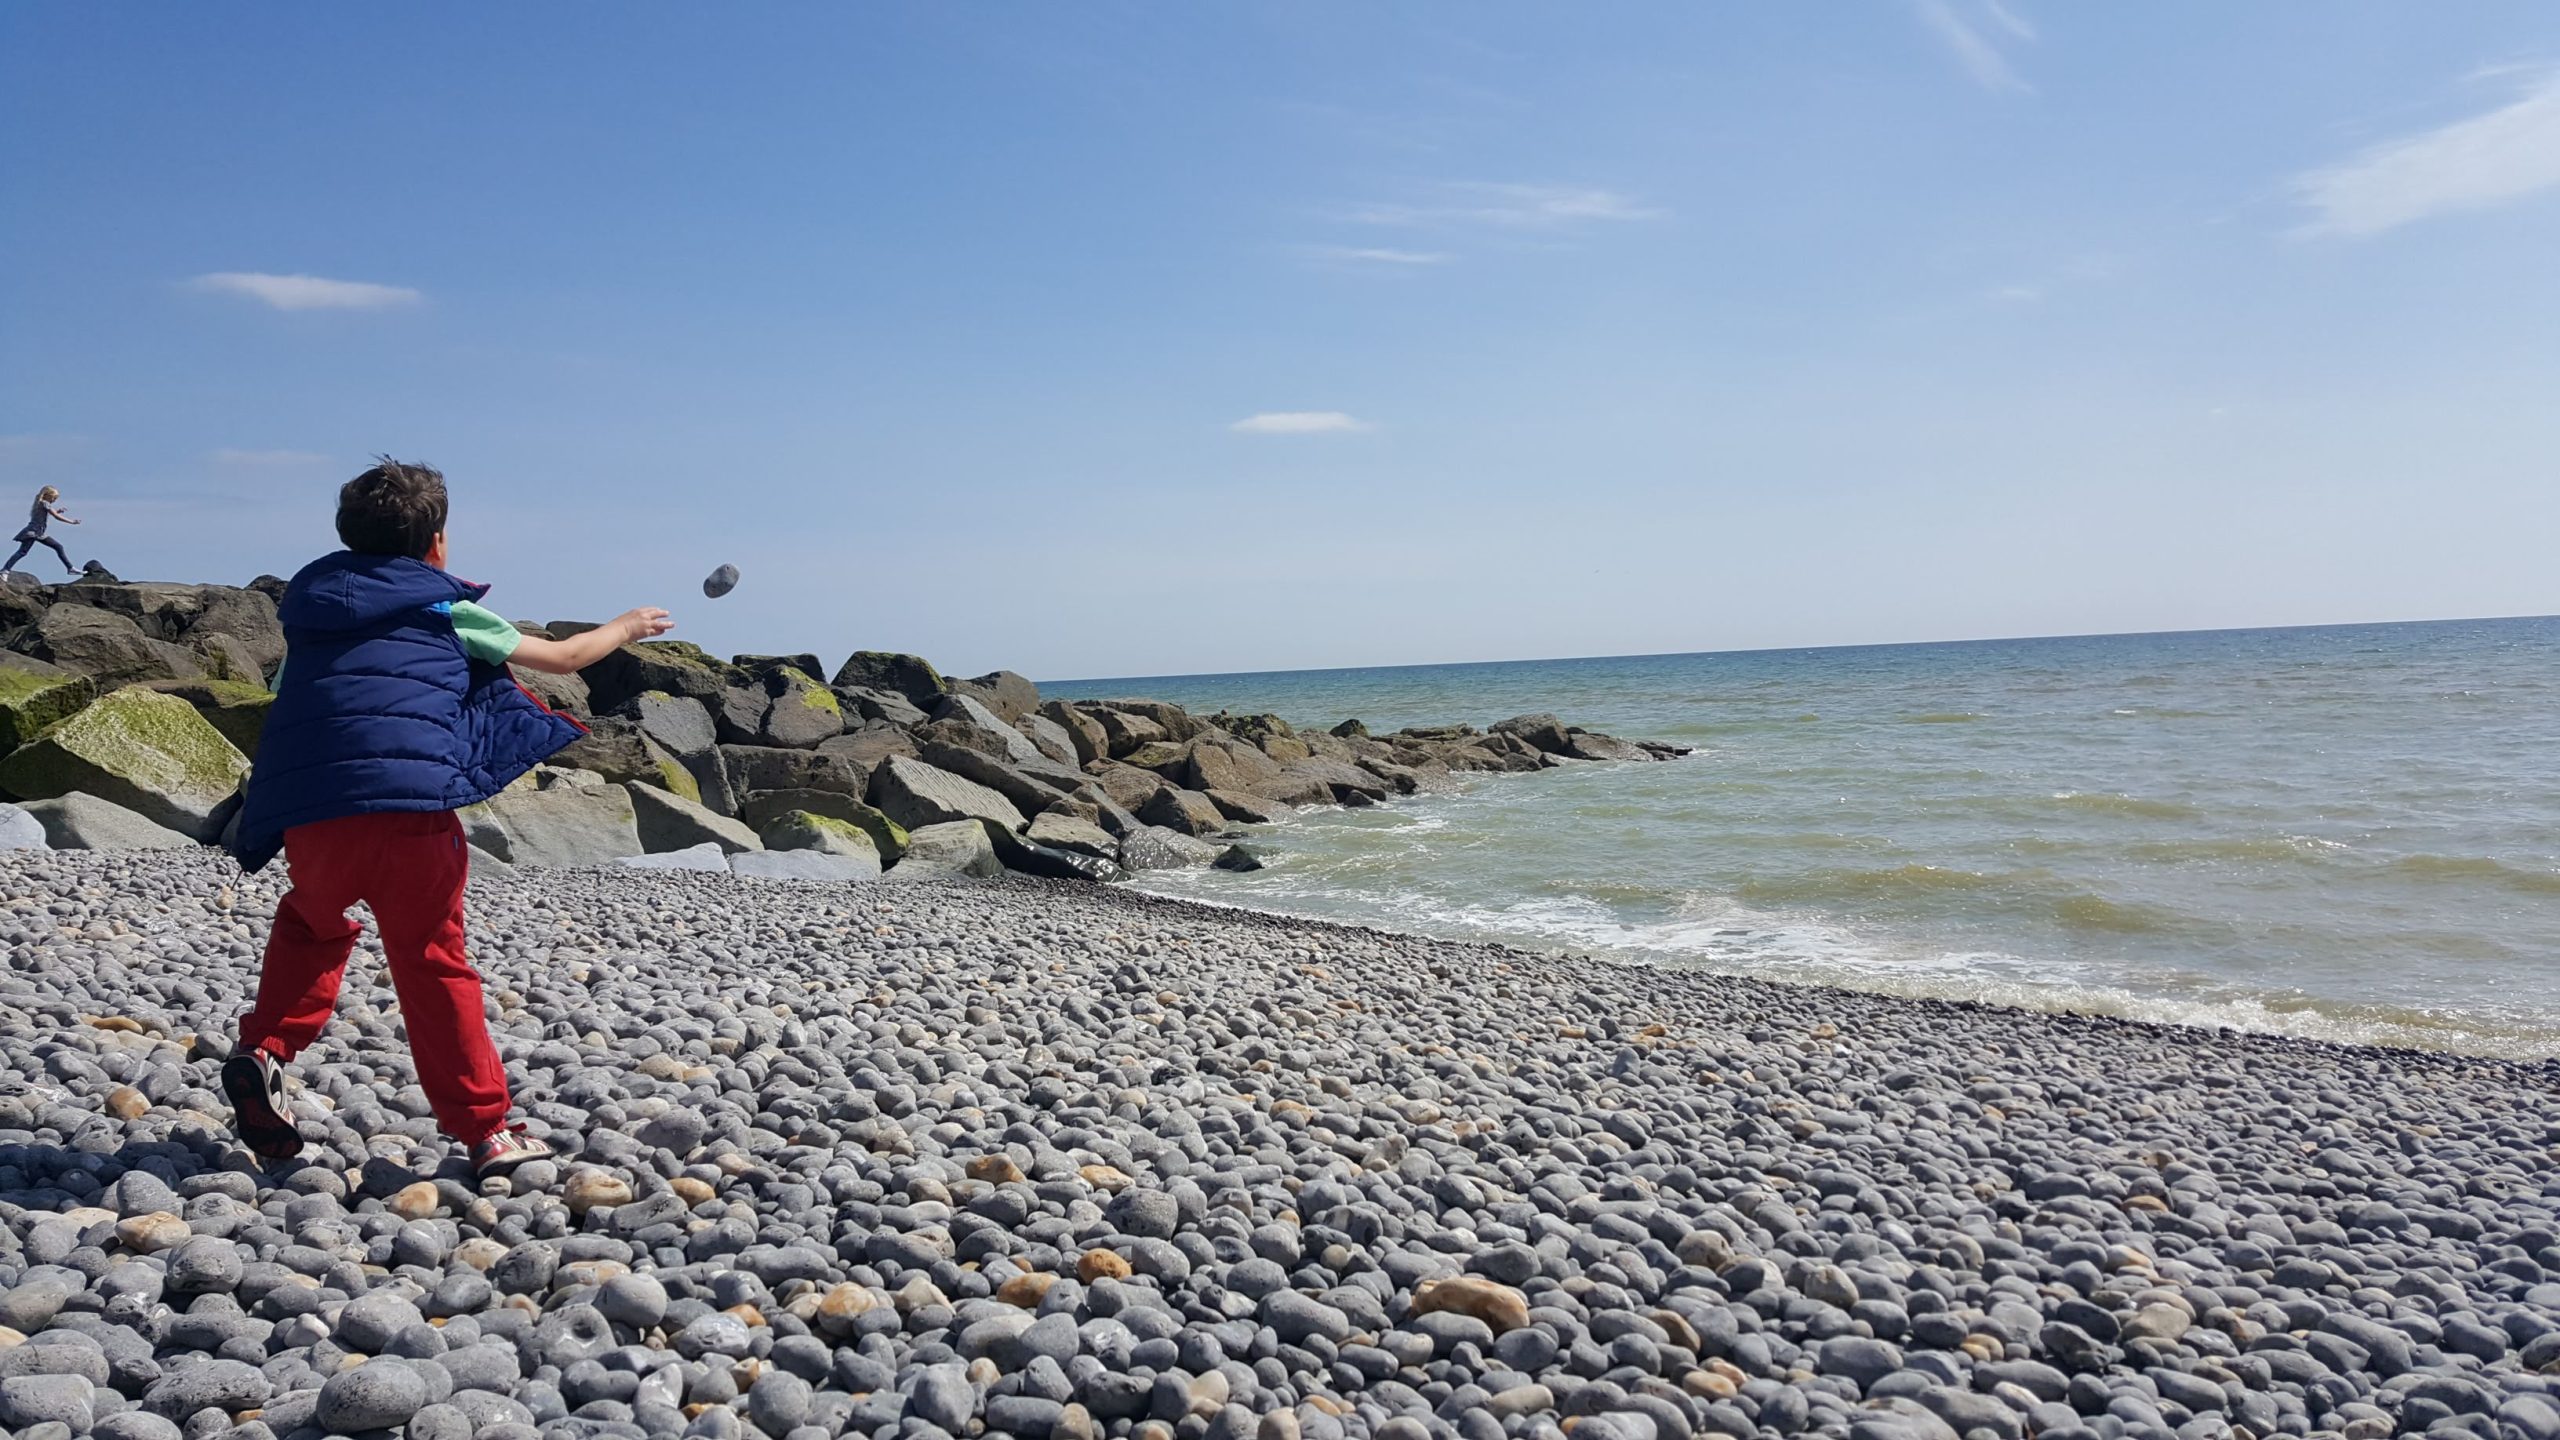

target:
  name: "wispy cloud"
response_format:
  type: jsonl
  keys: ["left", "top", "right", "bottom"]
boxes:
{"left": 211, "top": 448, "right": 333, "bottom": 467}
{"left": 1302, "top": 245, "right": 1452, "bottom": 266}
{"left": 1991, "top": 285, "right": 2043, "bottom": 303}
{"left": 1345, "top": 182, "right": 1658, "bottom": 232}
{"left": 2293, "top": 68, "right": 2560, "bottom": 236}
{"left": 1914, "top": 0, "right": 2032, "bottom": 94}
{"left": 189, "top": 272, "right": 423, "bottom": 311}
{"left": 1231, "top": 412, "right": 1373, "bottom": 436}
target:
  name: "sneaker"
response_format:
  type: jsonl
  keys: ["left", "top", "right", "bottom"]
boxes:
{"left": 220, "top": 1049, "right": 304, "bottom": 1162}
{"left": 471, "top": 1125, "right": 554, "bottom": 1181}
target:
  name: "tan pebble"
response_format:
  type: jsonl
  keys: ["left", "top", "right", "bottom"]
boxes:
{"left": 387, "top": 1182, "right": 441, "bottom": 1221}
{"left": 723, "top": 1303, "right": 764, "bottom": 1328}
{"left": 0, "top": 1327, "right": 22, "bottom": 1349}
{"left": 84, "top": 1016, "right": 144, "bottom": 1034}
{"left": 1410, "top": 1276, "right": 1530, "bottom": 1334}
{"left": 816, "top": 1283, "right": 877, "bottom": 1329}
{"left": 671, "top": 1177, "right": 714, "bottom": 1205}
{"left": 2124, "top": 1194, "right": 2169, "bottom": 1213}
{"left": 1682, "top": 1370, "right": 1738, "bottom": 1399}
{"left": 729, "top": 1357, "right": 766, "bottom": 1388}
{"left": 63, "top": 1206, "right": 116, "bottom": 1228}
{"left": 560, "top": 1260, "right": 630, "bottom": 1288}
{"left": 455, "top": 1238, "right": 507, "bottom": 1271}
{"left": 105, "top": 1086, "right": 149, "bottom": 1121}
{"left": 715, "top": 1153, "right": 756, "bottom": 1177}
{"left": 1706, "top": 1358, "right": 1747, "bottom": 1386}
{"left": 1558, "top": 1025, "right": 1587, "bottom": 1040}
{"left": 562, "top": 1169, "right": 633, "bottom": 1216}
{"left": 1305, "top": 1396, "right": 1350, "bottom": 1418}
{"left": 1078, "top": 1164, "right": 1133, "bottom": 1193}
{"left": 965, "top": 1155, "right": 1024, "bottom": 1184}
{"left": 1649, "top": 1307, "right": 1701, "bottom": 1353}
{"left": 997, "top": 1272, "right": 1057, "bottom": 1308}
{"left": 1077, "top": 1249, "right": 1132, "bottom": 1282}
{"left": 114, "top": 1212, "right": 190, "bottom": 1253}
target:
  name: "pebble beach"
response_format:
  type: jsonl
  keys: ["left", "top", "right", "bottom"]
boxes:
{"left": 2, "top": 850, "right": 2555, "bottom": 1440}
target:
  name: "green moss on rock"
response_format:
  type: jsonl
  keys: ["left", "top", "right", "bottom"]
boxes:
{"left": 0, "top": 657, "right": 96, "bottom": 751}
{"left": 0, "top": 685, "right": 249, "bottom": 840}
{"left": 652, "top": 757, "right": 704, "bottom": 805}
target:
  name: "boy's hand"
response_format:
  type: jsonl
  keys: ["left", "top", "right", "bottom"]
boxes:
{"left": 610, "top": 607, "right": 674, "bottom": 645}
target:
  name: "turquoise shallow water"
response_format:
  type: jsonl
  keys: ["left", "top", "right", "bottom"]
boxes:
{"left": 1050, "top": 617, "right": 2560, "bottom": 1059}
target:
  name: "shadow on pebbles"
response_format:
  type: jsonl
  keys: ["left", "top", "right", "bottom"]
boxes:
{"left": 0, "top": 849, "right": 2554, "bottom": 1440}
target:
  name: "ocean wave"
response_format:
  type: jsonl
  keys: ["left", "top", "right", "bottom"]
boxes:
{"left": 2048, "top": 791, "right": 2200, "bottom": 819}
{"left": 1123, "top": 874, "right": 2557, "bottom": 1059}
{"left": 2122, "top": 835, "right": 2352, "bottom": 865}
{"left": 1737, "top": 864, "right": 2004, "bottom": 902}
{"left": 2386, "top": 854, "right": 2560, "bottom": 895}
{"left": 1902, "top": 712, "right": 1988, "bottom": 724}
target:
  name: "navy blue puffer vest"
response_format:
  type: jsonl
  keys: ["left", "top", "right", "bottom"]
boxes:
{"left": 228, "top": 552, "right": 584, "bottom": 873}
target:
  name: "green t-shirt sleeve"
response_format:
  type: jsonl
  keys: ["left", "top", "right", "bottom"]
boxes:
{"left": 447, "top": 599, "right": 524, "bottom": 666}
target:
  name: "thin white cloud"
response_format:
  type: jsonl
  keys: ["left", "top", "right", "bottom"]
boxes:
{"left": 1347, "top": 182, "right": 1658, "bottom": 231}
{"left": 1304, "top": 245, "right": 1452, "bottom": 266}
{"left": 211, "top": 448, "right": 333, "bottom": 466}
{"left": 1914, "top": 0, "right": 2031, "bottom": 94}
{"left": 2293, "top": 68, "right": 2560, "bottom": 236}
{"left": 190, "top": 272, "right": 423, "bottom": 311}
{"left": 1231, "top": 412, "right": 1373, "bottom": 435}
{"left": 1991, "top": 285, "right": 2043, "bottom": 303}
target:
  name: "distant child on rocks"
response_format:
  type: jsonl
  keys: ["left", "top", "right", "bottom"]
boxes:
{"left": 3, "top": 485, "right": 80, "bottom": 576}
{"left": 223, "top": 457, "right": 672, "bottom": 1180}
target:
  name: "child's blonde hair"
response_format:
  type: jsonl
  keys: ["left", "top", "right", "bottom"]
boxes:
{"left": 36, "top": 486, "right": 59, "bottom": 503}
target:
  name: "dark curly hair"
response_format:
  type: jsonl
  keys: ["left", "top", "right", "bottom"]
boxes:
{"left": 336, "top": 456, "right": 448, "bottom": 558}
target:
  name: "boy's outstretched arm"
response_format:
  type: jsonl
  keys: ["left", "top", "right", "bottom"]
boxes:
{"left": 510, "top": 607, "right": 673, "bottom": 675}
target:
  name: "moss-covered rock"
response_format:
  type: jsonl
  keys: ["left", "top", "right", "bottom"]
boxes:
{"left": 0, "top": 653, "right": 96, "bottom": 752}
{"left": 580, "top": 639, "right": 743, "bottom": 713}
{"left": 556, "top": 718, "right": 699, "bottom": 803}
{"left": 142, "top": 677, "right": 273, "bottom": 760}
{"left": 758, "top": 809, "right": 882, "bottom": 863}
{"left": 0, "top": 685, "right": 249, "bottom": 840}
{"left": 739, "top": 787, "right": 909, "bottom": 861}
{"left": 830, "top": 651, "right": 946, "bottom": 709}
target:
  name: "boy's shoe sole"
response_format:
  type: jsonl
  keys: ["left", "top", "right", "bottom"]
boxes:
{"left": 220, "top": 1052, "right": 305, "bottom": 1162}
{"left": 471, "top": 1126, "right": 555, "bottom": 1182}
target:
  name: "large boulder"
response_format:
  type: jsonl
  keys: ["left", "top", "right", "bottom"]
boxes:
{"left": 1093, "top": 699, "right": 1207, "bottom": 742}
{"left": 141, "top": 678, "right": 273, "bottom": 760}
{"left": 837, "top": 686, "right": 928, "bottom": 728}
{"left": 739, "top": 787, "right": 908, "bottom": 860}
{"left": 1088, "top": 762, "right": 1171, "bottom": 813}
{"left": 187, "top": 586, "right": 286, "bottom": 677}
{"left": 1185, "top": 738, "right": 1288, "bottom": 797}
{"left": 1491, "top": 713, "right": 1573, "bottom": 755}
{"left": 1017, "top": 711, "right": 1079, "bottom": 766}
{"left": 888, "top": 820, "right": 1002, "bottom": 880}
{"left": 55, "top": 581, "right": 209, "bottom": 640}
{"left": 1565, "top": 730, "right": 1652, "bottom": 762}
{"left": 914, "top": 740, "right": 1083, "bottom": 819}
{"left": 721, "top": 745, "right": 866, "bottom": 802}
{"left": 0, "top": 686, "right": 248, "bottom": 840}
{"left": 928, "top": 694, "right": 1048, "bottom": 766}
{"left": 1281, "top": 757, "right": 1393, "bottom": 804}
{"left": 0, "top": 802, "right": 47, "bottom": 851}
{"left": 831, "top": 651, "right": 945, "bottom": 709}
{"left": 16, "top": 604, "right": 205, "bottom": 687}
{"left": 17, "top": 794, "right": 192, "bottom": 851}
{"left": 580, "top": 641, "right": 744, "bottom": 714}
{"left": 556, "top": 720, "right": 700, "bottom": 804}
{"left": 980, "top": 819, "right": 1121, "bottom": 883}
{"left": 868, "top": 755, "right": 1026, "bottom": 834}
{"left": 1205, "top": 789, "right": 1288, "bottom": 824}
{"left": 459, "top": 783, "right": 642, "bottom": 868}
{"left": 758, "top": 811, "right": 884, "bottom": 873}
{"left": 819, "top": 724, "right": 916, "bottom": 773}
{"left": 1092, "top": 708, "right": 1167, "bottom": 759}
{"left": 1024, "top": 811, "right": 1118, "bottom": 859}
{"left": 0, "top": 652, "right": 95, "bottom": 751}
{"left": 625, "top": 782, "right": 761, "bottom": 855}
{"left": 513, "top": 664, "right": 593, "bottom": 722}
{"left": 714, "top": 668, "right": 843, "bottom": 750}
{"left": 627, "top": 691, "right": 716, "bottom": 757}
{"left": 1137, "top": 786, "right": 1225, "bottom": 837}
{"left": 949, "top": 670, "right": 1040, "bottom": 724}
{"left": 619, "top": 843, "right": 728, "bottom": 873}
{"left": 733, "top": 652, "right": 826, "bottom": 681}
{"left": 1117, "top": 825, "right": 1219, "bottom": 871}
{"left": 1038, "top": 702, "right": 1110, "bottom": 767}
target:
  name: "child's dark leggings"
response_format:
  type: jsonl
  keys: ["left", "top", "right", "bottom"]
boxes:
{"left": 2, "top": 533, "right": 70, "bottom": 573}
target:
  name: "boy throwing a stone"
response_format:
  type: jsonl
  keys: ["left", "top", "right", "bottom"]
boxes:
{"left": 223, "top": 458, "right": 672, "bottom": 1179}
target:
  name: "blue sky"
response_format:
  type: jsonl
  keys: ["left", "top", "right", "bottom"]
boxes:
{"left": 5, "top": 5, "right": 2557, "bottom": 679}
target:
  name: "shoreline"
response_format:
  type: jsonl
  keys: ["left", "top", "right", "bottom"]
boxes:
{"left": 3, "top": 848, "right": 2555, "bottom": 1440}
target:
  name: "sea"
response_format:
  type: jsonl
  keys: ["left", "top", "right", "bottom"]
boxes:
{"left": 1048, "top": 617, "right": 2560, "bottom": 1061}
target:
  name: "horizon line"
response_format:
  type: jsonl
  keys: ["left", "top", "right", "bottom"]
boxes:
{"left": 1041, "top": 609, "right": 2559, "bottom": 690}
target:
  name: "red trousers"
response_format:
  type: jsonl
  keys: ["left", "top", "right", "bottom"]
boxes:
{"left": 238, "top": 810, "right": 511, "bottom": 1144}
